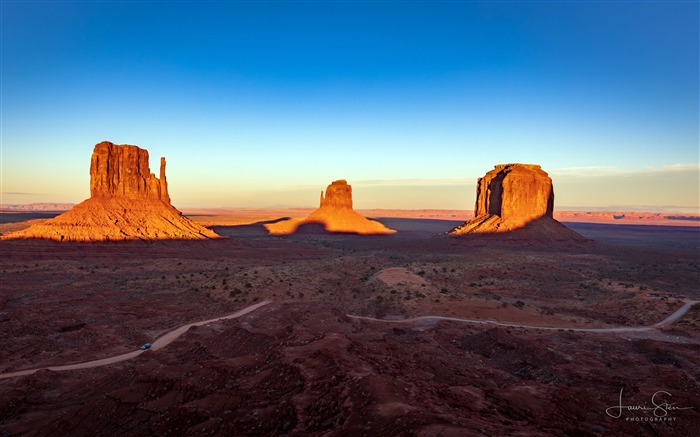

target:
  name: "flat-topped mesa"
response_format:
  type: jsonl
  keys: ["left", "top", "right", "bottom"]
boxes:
{"left": 90, "top": 141, "right": 170, "bottom": 202}
{"left": 449, "top": 163, "right": 587, "bottom": 241}
{"left": 474, "top": 163, "right": 553, "bottom": 224}
{"left": 319, "top": 179, "right": 353, "bottom": 209}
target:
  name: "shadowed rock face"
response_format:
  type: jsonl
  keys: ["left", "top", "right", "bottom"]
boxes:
{"left": 475, "top": 164, "right": 553, "bottom": 223}
{"left": 266, "top": 180, "right": 396, "bottom": 235}
{"left": 450, "top": 164, "right": 585, "bottom": 241}
{"left": 3, "top": 142, "right": 219, "bottom": 241}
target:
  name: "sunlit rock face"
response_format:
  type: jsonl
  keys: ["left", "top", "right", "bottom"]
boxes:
{"left": 449, "top": 164, "right": 586, "bottom": 241}
{"left": 4, "top": 142, "right": 219, "bottom": 241}
{"left": 475, "top": 164, "right": 553, "bottom": 225}
{"left": 318, "top": 179, "right": 353, "bottom": 209}
{"left": 265, "top": 180, "right": 396, "bottom": 235}
{"left": 90, "top": 141, "right": 170, "bottom": 203}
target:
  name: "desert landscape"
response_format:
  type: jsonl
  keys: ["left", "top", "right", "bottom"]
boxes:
{"left": 1, "top": 208, "right": 699, "bottom": 436}
{"left": 1, "top": 143, "right": 698, "bottom": 436}
{"left": 3, "top": 2, "right": 698, "bottom": 436}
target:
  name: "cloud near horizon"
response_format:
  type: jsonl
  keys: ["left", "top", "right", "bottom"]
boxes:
{"left": 3, "top": 165, "right": 697, "bottom": 214}
{"left": 1, "top": 192, "right": 44, "bottom": 196}
{"left": 549, "top": 163, "right": 700, "bottom": 177}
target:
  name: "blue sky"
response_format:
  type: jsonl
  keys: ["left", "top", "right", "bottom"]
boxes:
{"left": 2, "top": 1, "right": 698, "bottom": 211}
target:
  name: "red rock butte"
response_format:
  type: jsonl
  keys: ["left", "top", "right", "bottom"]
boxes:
{"left": 265, "top": 180, "right": 396, "bottom": 235}
{"left": 3, "top": 141, "right": 219, "bottom": 241}
{"left": 449, "top": 164, "right": 586, "bottom": 240}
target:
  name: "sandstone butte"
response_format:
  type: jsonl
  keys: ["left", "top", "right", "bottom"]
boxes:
{"left": 449, "top": 164, "right": 587, "bottom": 241}
{"left": 3, "top": 141, "right": 219, "bottom": 241}
{"left": 265, "top": 180, "right": 396, "bottom": 235}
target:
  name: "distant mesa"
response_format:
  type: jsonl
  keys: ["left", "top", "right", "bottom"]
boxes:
{"left": 265, "top": 180, "right": 396, "bottom": 235}
{"left": 0, "top": 203, "right": 74, "bottom": 212}
{"left": 449, "top": 164, "right": 587, "bottom": 241}
{"left": 3, "top": 141, "right": 219, "bottom": 241}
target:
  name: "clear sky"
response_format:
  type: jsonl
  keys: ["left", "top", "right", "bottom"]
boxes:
{"left": 2, "top": 1, "right": 698, "bottom": 212}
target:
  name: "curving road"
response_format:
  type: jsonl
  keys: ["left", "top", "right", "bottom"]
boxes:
{"left": 2, "top": 299, "right": 697, "bottom": 380}
{"left": 347, "top": 300, "right": 700, "bottom": 334}
{"left": 0, "top": 300, "right": 272, "bottom": 380}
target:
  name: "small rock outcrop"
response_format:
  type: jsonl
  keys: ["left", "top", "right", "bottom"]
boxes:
{"left": 449, "top": 164, "right": 586, "bottom": 240}
{"left": 265, "top": 180, "right": 395, "bottom": 235}
{"left": 4, "top": 142, "right": 219, "bottom": 241}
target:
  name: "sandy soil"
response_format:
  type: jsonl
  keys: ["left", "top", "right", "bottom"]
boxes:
{"left": 0, "top": 210, "right": 698, "bottom": 436}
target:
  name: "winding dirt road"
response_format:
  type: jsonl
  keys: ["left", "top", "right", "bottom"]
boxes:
{"left": 0, "top": 300, "right": 272, "bottom": 380}
{"left": 1, "top": 299, "right": 696, "bottom": 380}
{"left": 347, "top": 300, "right": 700, "bottom": 333}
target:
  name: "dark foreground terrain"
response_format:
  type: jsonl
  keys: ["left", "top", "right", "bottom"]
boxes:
{"left": 1, "top": 215, "right": 699, "bottom": 436}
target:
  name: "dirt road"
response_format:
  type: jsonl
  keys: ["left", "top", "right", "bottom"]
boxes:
{"left": 347, "top": 300, "right": 699, "bottom": 333}
{"left": 2, "top": 299, "right": 696, "bottom": 380}
{"left": 0, "top": 300, "right": 272, "bottom": 379}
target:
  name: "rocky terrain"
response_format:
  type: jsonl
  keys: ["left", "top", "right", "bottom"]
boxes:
{"left": 3, "top": 142, "right": 218, "bottom": 241}
{"left": 265, "top": 180, "right": 396, "bottom": 235}
{"left": 450, "top": 164, "right": 587, "bottom": 242}
{"left": 1, "top": 211, "right": 698, "bottom": 436}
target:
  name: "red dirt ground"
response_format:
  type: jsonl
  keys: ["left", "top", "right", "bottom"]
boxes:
{"left": 1, "top": 210, "right": 698, "bottom": 436}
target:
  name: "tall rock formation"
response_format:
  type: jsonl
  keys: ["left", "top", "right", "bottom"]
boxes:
{"left": 318, "top": 179, "right": 353, "bottom": 209}
{"left": 4, "top": 142, "right": 219, "bottom": 241}
{"left": 474, "top": 164, "right": 553, "bottom": 225}
{"left": 449, "top": 164, "right": 586, "bottom": 241}
{"left": 89, "top": 141, "right": 170, "bottom": 202}
{"left": 266, "top": 180, "right": 396, "bottom": 235}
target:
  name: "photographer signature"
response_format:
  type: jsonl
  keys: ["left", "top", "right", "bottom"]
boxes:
{"left": 606, "top": 389, "right": 694, "bottom": 418}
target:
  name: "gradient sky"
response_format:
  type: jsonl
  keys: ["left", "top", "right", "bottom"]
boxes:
{"left": 2, "top": 1, "right": 698, "bottom": 212}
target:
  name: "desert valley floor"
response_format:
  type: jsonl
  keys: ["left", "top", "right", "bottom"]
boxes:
{"left": 1, "top": 210, "right": 699, "bottom": 436}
